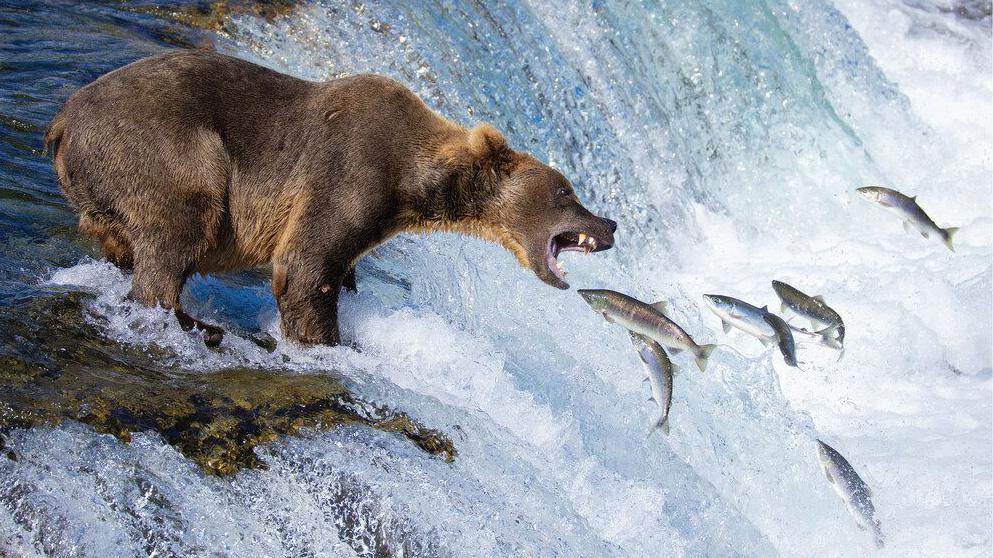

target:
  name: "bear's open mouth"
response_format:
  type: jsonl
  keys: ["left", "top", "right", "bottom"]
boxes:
{"left": 546, "top": 231, "right": 610, "bottom": 284}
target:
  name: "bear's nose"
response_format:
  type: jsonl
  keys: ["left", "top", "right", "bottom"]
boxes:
{"left": 602, "top": 217, "right": 617, "bottom": 233}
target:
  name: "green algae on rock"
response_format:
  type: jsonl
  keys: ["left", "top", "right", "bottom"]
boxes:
{"left": 0, "top": 293, "right": 455, "bottom": 475}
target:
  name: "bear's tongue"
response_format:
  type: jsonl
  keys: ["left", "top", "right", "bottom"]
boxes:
{"left": 548, "top": 245, "right": 567, "bottom": 280}
{"left": 549, "top": 232, "right": 598, "bottom": 280}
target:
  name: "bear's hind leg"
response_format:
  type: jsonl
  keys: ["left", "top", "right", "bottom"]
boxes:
{"left": 128, "top": 213, "right": 226, "bottom": 347}
{"left": 100, "top": 228, "right": 134, "bottom": 272}
{"left": 79, "top": 213, "right": 134, "bottom": 271}
{"left": 130, "top": 252, "right": 225, "bottom": 347}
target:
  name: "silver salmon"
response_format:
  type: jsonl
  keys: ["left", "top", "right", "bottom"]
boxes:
{"left": 629, "top": 332, "right": 675, "bottom": 435}
{"left": 816, "top": 439, "right": 884, "bottom": 548}
{"left": 762, "top": 311, "right": 798, "bottom": 368}
{"left": 857, "top": 186, "right": 958, "bottom": 251}
{"left": 771, "top": 280, "right": 844, "bottom": 348}
{"left": 579, "top": 289, "right": 716, "bottom": 372}
{"left": 703, "top": 294, "right": 776, "bottom": 345}
{"left": 704, "top": 294, "right": 797, "bottom": 367}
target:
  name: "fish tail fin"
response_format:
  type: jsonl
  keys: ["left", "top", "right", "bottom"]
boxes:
{"left": 817, "top": 324, "right": 843, "bottom": 350}
{"left": 660, "top": 417, "right": 670, "bottom": 436}
{"left": 695, "top": 344, "right": 717, "bottom": 372}
{"left": 872, "top": 521, "right": 885, "bottom": 548}
{"left": 943, "top": 227, "right": 959, "bottom": 252}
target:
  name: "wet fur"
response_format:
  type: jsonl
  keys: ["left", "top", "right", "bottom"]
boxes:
{"left": 47, "top": 50, "right": 609, "bottom": 345}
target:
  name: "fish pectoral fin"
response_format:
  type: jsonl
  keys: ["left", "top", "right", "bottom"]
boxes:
{"left": 920, "top": 229, "right": 930, "bottom": 239}
{"left": 760, "top": 336, "right": 774, "bottom": 347}
{"left": 642, "top": 376, "right": 651, "bottom": 383}
{"left": 824, "top": 469, "right": 835, "bottom": 485}
{"left": 902, "top": 220, "right": 913, "bottom": 233}
{"left": 721, "top": 320, "right": 732, "bottom": 334}
{"left": 647, "top": 396, "right": 656, "bottom": 403}
{"left": 602, "top": 312, "right": 615, "bottom": 324}
{"left": 780, "top": 302, "right": 788, "bottom": 314}
{"left": 660, "top": 418, "right": 670, "bottom": 436}
{"left": 668, "top": 346, "right": 684, "bottom": 354}
{"left": 650, "top": 301, "right": 668, "bottom": 314}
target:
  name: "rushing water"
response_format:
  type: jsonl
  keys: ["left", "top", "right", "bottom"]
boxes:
{"left": 1, "top": 1, "right": 991, "bottom": 556}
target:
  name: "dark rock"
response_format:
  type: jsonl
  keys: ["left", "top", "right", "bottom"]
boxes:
{"left": 0, "top": 293, "right": 456, "bottom": 475}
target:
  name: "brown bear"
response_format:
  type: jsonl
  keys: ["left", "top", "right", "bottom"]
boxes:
{"left": 46, "top": 50, "right": 616, "bottom": 346}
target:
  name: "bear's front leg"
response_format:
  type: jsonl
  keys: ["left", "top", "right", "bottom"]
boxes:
{"left": 272, "top": 256, "right": 348, "bottom": 346}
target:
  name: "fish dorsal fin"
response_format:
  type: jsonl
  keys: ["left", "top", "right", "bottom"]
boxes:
{"left": 650, "top": 301, "right": 668, "bottom": 314}
{"left": 910, "top": 195, "right": 917, "bottom": 201}
{"left": 760, "top": 305, "right": 768, "bottom": 312}
{"left": 812, "top": 295, "right": 825, "bottom": 303}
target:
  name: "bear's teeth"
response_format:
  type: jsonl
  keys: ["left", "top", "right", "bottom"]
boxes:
{"left": 578, "top": 233, "right": 587, "bottom": 245}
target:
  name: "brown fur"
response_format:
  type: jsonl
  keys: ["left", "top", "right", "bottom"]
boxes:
{"left": 47, "top": 51, "right": 615, "bottom": 345}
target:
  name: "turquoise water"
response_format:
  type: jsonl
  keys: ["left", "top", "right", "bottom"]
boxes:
{"left": 1, "top": 1, "right": 991, "bottom": 556}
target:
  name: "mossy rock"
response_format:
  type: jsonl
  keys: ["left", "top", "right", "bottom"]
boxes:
{"left": 0, "top": 293, "right": 455, "bottom": 475}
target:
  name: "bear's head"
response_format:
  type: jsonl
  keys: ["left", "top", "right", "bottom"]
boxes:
{"left": 431, "top": 124, "right": 616, "bottom": 289}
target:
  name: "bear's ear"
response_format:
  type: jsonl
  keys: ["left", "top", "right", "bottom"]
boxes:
{"left": 466, "top": 123, "right": 513, "bottom": 171}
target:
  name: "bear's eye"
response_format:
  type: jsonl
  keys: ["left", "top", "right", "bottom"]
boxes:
{"left": 555, "top": 186, "right": 570, "bottom": 198}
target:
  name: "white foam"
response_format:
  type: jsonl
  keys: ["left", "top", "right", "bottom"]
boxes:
{"left": 10, "top": 0, "right": 991, "bottom": 555}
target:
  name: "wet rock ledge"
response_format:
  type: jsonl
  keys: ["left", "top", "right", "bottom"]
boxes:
{"left": 0, "top": 293, "right": 455, "bottom": 475}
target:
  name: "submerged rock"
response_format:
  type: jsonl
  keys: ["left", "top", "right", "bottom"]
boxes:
{"left": 0, "top": 293, "right": 455, "bottom": 475}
